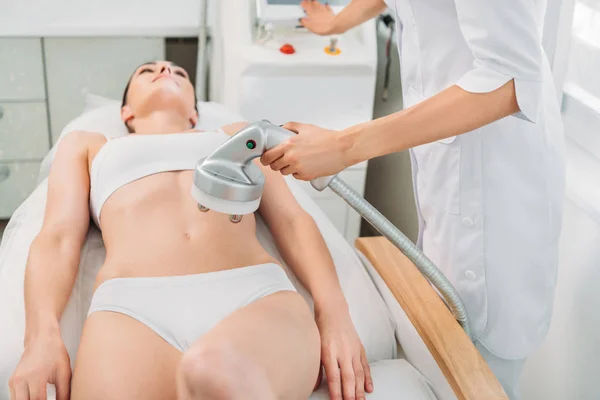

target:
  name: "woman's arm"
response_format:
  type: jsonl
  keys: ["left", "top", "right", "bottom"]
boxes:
{"left": 220, "top": 123, "right": 347, "bottom": 311}
{"left": 261, "top": 0, "right": 544, "bottom": 180}
{"left": 300, "top": 0, "right": 386, "bottom": 36}
{"left": 343, "top": 0, "right": 544, "bottom": 165}
{"left": 265, "top": 81, "right": 519, "bottom": 180}
{"left": 10, "top": 131, "right": 95, "bottom": 400}
{"left": 258, "top": 163, "right": 374, "bottom": 400}
{"left": 259, "top": 174, "right": 346, "bottom": 313}
{"left": 25, "top": 131, "right": 92, "bottom": 344}
{"left": 342, "top": 80, "right": 519, "bottom": 165}
{"left": 221, "top": 122, "right": 372, "bottom": 400}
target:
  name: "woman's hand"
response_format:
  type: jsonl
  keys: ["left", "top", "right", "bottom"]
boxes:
{"left": 261, "top": 122, "right": 350, "bottom": 181}
{"left": 9, "top": 332, "right": 71, "bottom": 400}
{"left": 315, "top": 305, "right": 374, "bottom": 400}
{"left": 299, "top": 0, "right": 338, "bottom": 36}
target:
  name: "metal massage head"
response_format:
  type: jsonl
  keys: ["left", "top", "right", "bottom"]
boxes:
{"left": 191, "top": 120, "right": 334, "bottom": 223}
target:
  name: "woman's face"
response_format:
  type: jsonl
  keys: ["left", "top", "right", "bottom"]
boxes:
{"left": 121, "top": 61, "right": 198, "bottom": 128}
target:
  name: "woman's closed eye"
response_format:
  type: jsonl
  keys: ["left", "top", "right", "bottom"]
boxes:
{"left": 175, "top": 70, "right": 187, "bottom": 78}
{"left": 139, "top": 68, "right": 154, "bottom": 75}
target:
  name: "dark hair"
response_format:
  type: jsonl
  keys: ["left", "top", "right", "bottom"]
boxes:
{"left": 122, "top": 61, "right": 199, "bottom": 133}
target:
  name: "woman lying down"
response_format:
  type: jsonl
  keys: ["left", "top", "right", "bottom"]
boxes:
{"left": 9, "top": 61, "right": 373, "bottom": 400}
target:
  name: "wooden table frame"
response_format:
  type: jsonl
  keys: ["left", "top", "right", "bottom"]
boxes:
{"left": 356, "top": 237, "right": 507, "bottom": 400}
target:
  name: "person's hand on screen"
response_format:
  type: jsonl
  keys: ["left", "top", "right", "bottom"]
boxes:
{"left": 300, "top": 0, "right": 337, "bottom": 35}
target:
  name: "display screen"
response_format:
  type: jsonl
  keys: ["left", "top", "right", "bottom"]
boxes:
{"left": 267, "top": 0, "right": 348, "bottom": 5}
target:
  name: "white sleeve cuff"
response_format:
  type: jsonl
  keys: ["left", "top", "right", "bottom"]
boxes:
{"left": 456, "top": 64, "right": 543, "bottom": 124}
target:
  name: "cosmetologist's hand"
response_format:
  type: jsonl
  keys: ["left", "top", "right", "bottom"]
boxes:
{"left": 299, "top": 0, "right": 338, "bottom": 36}
{"left": 261, "top": 122, "right": 349, "bottom": 181}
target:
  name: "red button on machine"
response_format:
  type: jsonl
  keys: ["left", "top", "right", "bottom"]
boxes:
{"left": 280, "top": 43, "right": 295, "bottom": 55}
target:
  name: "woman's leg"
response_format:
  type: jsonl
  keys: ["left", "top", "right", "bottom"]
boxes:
{"left": 177, "top": 291, "right": 321, "bottom": 400}
{"left": 71, "top": 311, "right": 182, "bottom": 400}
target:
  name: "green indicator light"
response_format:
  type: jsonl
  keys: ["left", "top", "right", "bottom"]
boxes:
{"left": 246, "top": 140, "right": 256, "bottom": 150}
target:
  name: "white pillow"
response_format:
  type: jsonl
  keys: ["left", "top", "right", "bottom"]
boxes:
{"left": 38, "top": 95, "right": 245, "bottom": 181}
{"left": 76, "top": 93, "right": 245, "bottom": 138}
{"left": 82, "top": 93, "right": 119, "bottom": 114}
{"left": 79, "top": 93, "right": 246, "bottom": 138}
{"left": 1, "top": 99, "right": 396, "bottom": 396}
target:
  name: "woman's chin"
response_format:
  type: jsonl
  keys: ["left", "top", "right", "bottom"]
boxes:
{"left": 145, "top": 88, "right": 193, "bottom": 110}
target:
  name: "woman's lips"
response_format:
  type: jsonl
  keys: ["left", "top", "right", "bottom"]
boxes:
{"left": 153, "top": 74, "right": 179, "bottom": 86}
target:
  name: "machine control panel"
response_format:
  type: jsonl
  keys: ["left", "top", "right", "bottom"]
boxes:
{"left": 277, "top": 39, "right": 340, "bottom": 56}
{"left": 257, "top": 0, "right": 349, "bottom": 25}
{"left": 256, "top": 0, "right": 350, "bottom": 57}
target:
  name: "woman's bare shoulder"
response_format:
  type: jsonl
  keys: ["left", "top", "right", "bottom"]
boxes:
{"left": 61, "top": 130, "right": 107, "bottom": 144}
{"left": 57, "top": 131, "right": 108, "bottom": 153}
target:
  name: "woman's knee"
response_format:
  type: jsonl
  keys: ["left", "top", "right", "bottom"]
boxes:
{"left": 177, "top": 340, "right": 275, "bottom": 400}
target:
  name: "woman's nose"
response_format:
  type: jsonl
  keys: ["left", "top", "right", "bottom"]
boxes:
{"left": 160, "top": 65, "right": 172, "bottom": 74}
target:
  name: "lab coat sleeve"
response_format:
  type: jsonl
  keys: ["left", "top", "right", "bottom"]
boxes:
{"left": 454, "top": 0, "right": 543, "bottom": 123}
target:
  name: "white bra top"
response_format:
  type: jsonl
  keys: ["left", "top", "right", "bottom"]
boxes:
{"left": 89, "top": 130, "right": 229, "bottom": 227}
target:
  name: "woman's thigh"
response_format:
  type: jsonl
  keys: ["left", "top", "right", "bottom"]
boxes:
{"left": 179, "top": 291, "right": 321, "bottom": 400}
{"left": 71, "top": 311, "right": 182, "bottom": 400}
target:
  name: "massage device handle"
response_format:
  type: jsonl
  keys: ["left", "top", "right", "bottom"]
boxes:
{"left": 262, "top": 122, "right": 336, "bottom": 191}
{"left": 202, "top": 120, "right": 336, "bottom": 189}
{"left": 193, "top": 121, "right": 335, "bottom": 219}
{"left": 200, "top": 120, "right": 292, "bottom": 182}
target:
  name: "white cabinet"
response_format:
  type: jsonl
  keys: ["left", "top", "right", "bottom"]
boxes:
{"left": 0, "top": 102, "right": 50, "bottom": 160}
{"left": 0, "top": 162, "right": 41, "bottom": 219}
{"left": 0, "top": 37, "right": 164, "bottom": 218}
{"left": 44, "top": 38, "right": 165, "bottom": 142}
{"left": 0, "top": 39, "right": 46, "bottom": 101}
{"left": 0, "top": 39, "right": 48, "bottom": 218}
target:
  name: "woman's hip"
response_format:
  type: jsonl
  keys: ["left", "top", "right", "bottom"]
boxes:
{"left": 87, "top": 263, "right": 297, "bottom": 352}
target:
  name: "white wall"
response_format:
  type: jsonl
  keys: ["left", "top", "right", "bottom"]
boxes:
{"left": 522, "top": 202, "right": 600, "bottom": 399}
{"left": 543, "top": 0, "right": 576, "bottom": 99}
{"left": 521, "top": 1, "right": 600, "bottom": 398}
{"left": 521, "top": 142, "right": 600, "bottom": 399}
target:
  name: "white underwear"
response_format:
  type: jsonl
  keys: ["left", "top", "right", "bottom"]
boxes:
{"left": 87, "top": 263, "right": 296, "bottom": 352}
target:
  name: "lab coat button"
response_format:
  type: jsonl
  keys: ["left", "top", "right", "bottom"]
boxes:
{"left": 461, "top": 217, "right": 474, "bottom": 228}
{"left": 465, "top": 270, "right": 477, "bottom": 280}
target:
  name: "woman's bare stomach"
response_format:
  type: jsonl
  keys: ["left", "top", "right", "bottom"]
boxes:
{"left": 93, "top": 171, "right": 277, "bottom": 290}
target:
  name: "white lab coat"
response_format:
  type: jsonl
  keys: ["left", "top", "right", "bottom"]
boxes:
{"left": 384, "top": 0, "right": 565, "bottom": 360}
